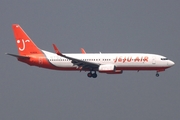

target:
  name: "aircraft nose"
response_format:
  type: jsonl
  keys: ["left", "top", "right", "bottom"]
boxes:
{"left": 168, "top": 60, "right": 175, "bottom": 67}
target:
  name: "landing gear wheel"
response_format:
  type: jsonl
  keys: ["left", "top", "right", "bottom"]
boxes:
{"left": 87, "top": 72, "right": 92, "bottom": 78}
{"left": 92, "top": 73, "right": 97, "bottom": 78}
{"left": 156, "top": 73, "right": 159, "bottom": 77}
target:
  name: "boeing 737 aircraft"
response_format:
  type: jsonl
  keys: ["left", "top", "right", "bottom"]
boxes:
{"left": 6, "top": 24, "right": 175, "bottom": 78}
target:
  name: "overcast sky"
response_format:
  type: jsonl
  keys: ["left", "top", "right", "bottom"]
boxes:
{"left": 1, "top": 1, "right": 180, "bottom": 120}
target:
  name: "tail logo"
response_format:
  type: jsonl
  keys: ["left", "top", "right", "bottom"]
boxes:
{"left": 17, "top": 39, "right": 30, "bottom": 51}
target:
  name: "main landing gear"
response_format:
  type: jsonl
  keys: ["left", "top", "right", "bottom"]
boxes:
{"left": 87, "top": 71, "right": 97, "bottom": 78}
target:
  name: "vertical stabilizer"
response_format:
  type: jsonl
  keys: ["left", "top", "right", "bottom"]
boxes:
{"left": 12, "top": 24, "right": 42, "bottom": 55}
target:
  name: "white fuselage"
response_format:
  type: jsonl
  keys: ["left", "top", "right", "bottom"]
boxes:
{"left": 42, "top": 50, "right": 174, "bottom": 71}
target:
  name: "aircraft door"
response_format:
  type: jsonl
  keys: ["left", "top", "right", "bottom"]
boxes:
{"left": 152, "top": 56, "right": 156, "bottom": 64}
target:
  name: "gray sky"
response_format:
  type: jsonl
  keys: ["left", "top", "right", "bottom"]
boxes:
{"left": 1, "top": 0, "right": 180, "bottom": 120}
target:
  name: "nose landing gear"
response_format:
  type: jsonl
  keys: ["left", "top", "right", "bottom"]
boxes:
{"left": 156, "top": 72, "right": 159, "bottom": 77}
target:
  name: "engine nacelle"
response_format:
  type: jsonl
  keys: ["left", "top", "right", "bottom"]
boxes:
{"left": 98, "top": 64, "right": 123, "bottom": 74}
{"left": 98, "top": 64, "right": 115, "bottom": 73}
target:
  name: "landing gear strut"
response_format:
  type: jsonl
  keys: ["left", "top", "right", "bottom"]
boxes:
{"left": 87, "top": 71, "right": 97, "bottom": 78}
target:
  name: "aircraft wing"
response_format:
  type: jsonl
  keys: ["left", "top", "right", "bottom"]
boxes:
{"left": 52, "top": 44, "right": 100, "bottom": 70}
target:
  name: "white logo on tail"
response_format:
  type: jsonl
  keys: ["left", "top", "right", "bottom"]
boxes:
{"left": 17, "top": 39, "right": 30, "bottom": 51}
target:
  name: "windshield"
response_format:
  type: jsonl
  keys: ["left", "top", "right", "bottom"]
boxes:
{"left": 161, "top": 58, "right": 168, "bottom": 60}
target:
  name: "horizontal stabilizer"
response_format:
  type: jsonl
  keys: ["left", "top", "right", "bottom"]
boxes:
{"left": 5, "top": 53, "right": 30, "bottom": 59}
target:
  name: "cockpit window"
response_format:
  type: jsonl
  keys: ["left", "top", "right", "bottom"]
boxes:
{"left": 161, "top": 58, "right": 168, "bottom": 60}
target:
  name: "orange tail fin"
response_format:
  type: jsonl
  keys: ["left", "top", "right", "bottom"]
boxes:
{"left": 12, "top": 24, "right": 42, "bottom": 55}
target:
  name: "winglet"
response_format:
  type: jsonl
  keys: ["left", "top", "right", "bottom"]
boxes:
{"left": 52, "top": 44, "right": 62, "bottom": 56}
{"left": 81, "top": 48, "right": 86, "bottom": 54}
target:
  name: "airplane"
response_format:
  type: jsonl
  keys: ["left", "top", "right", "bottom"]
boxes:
{"left": 6, "top": 24, "right": 175, "bottom": 78}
